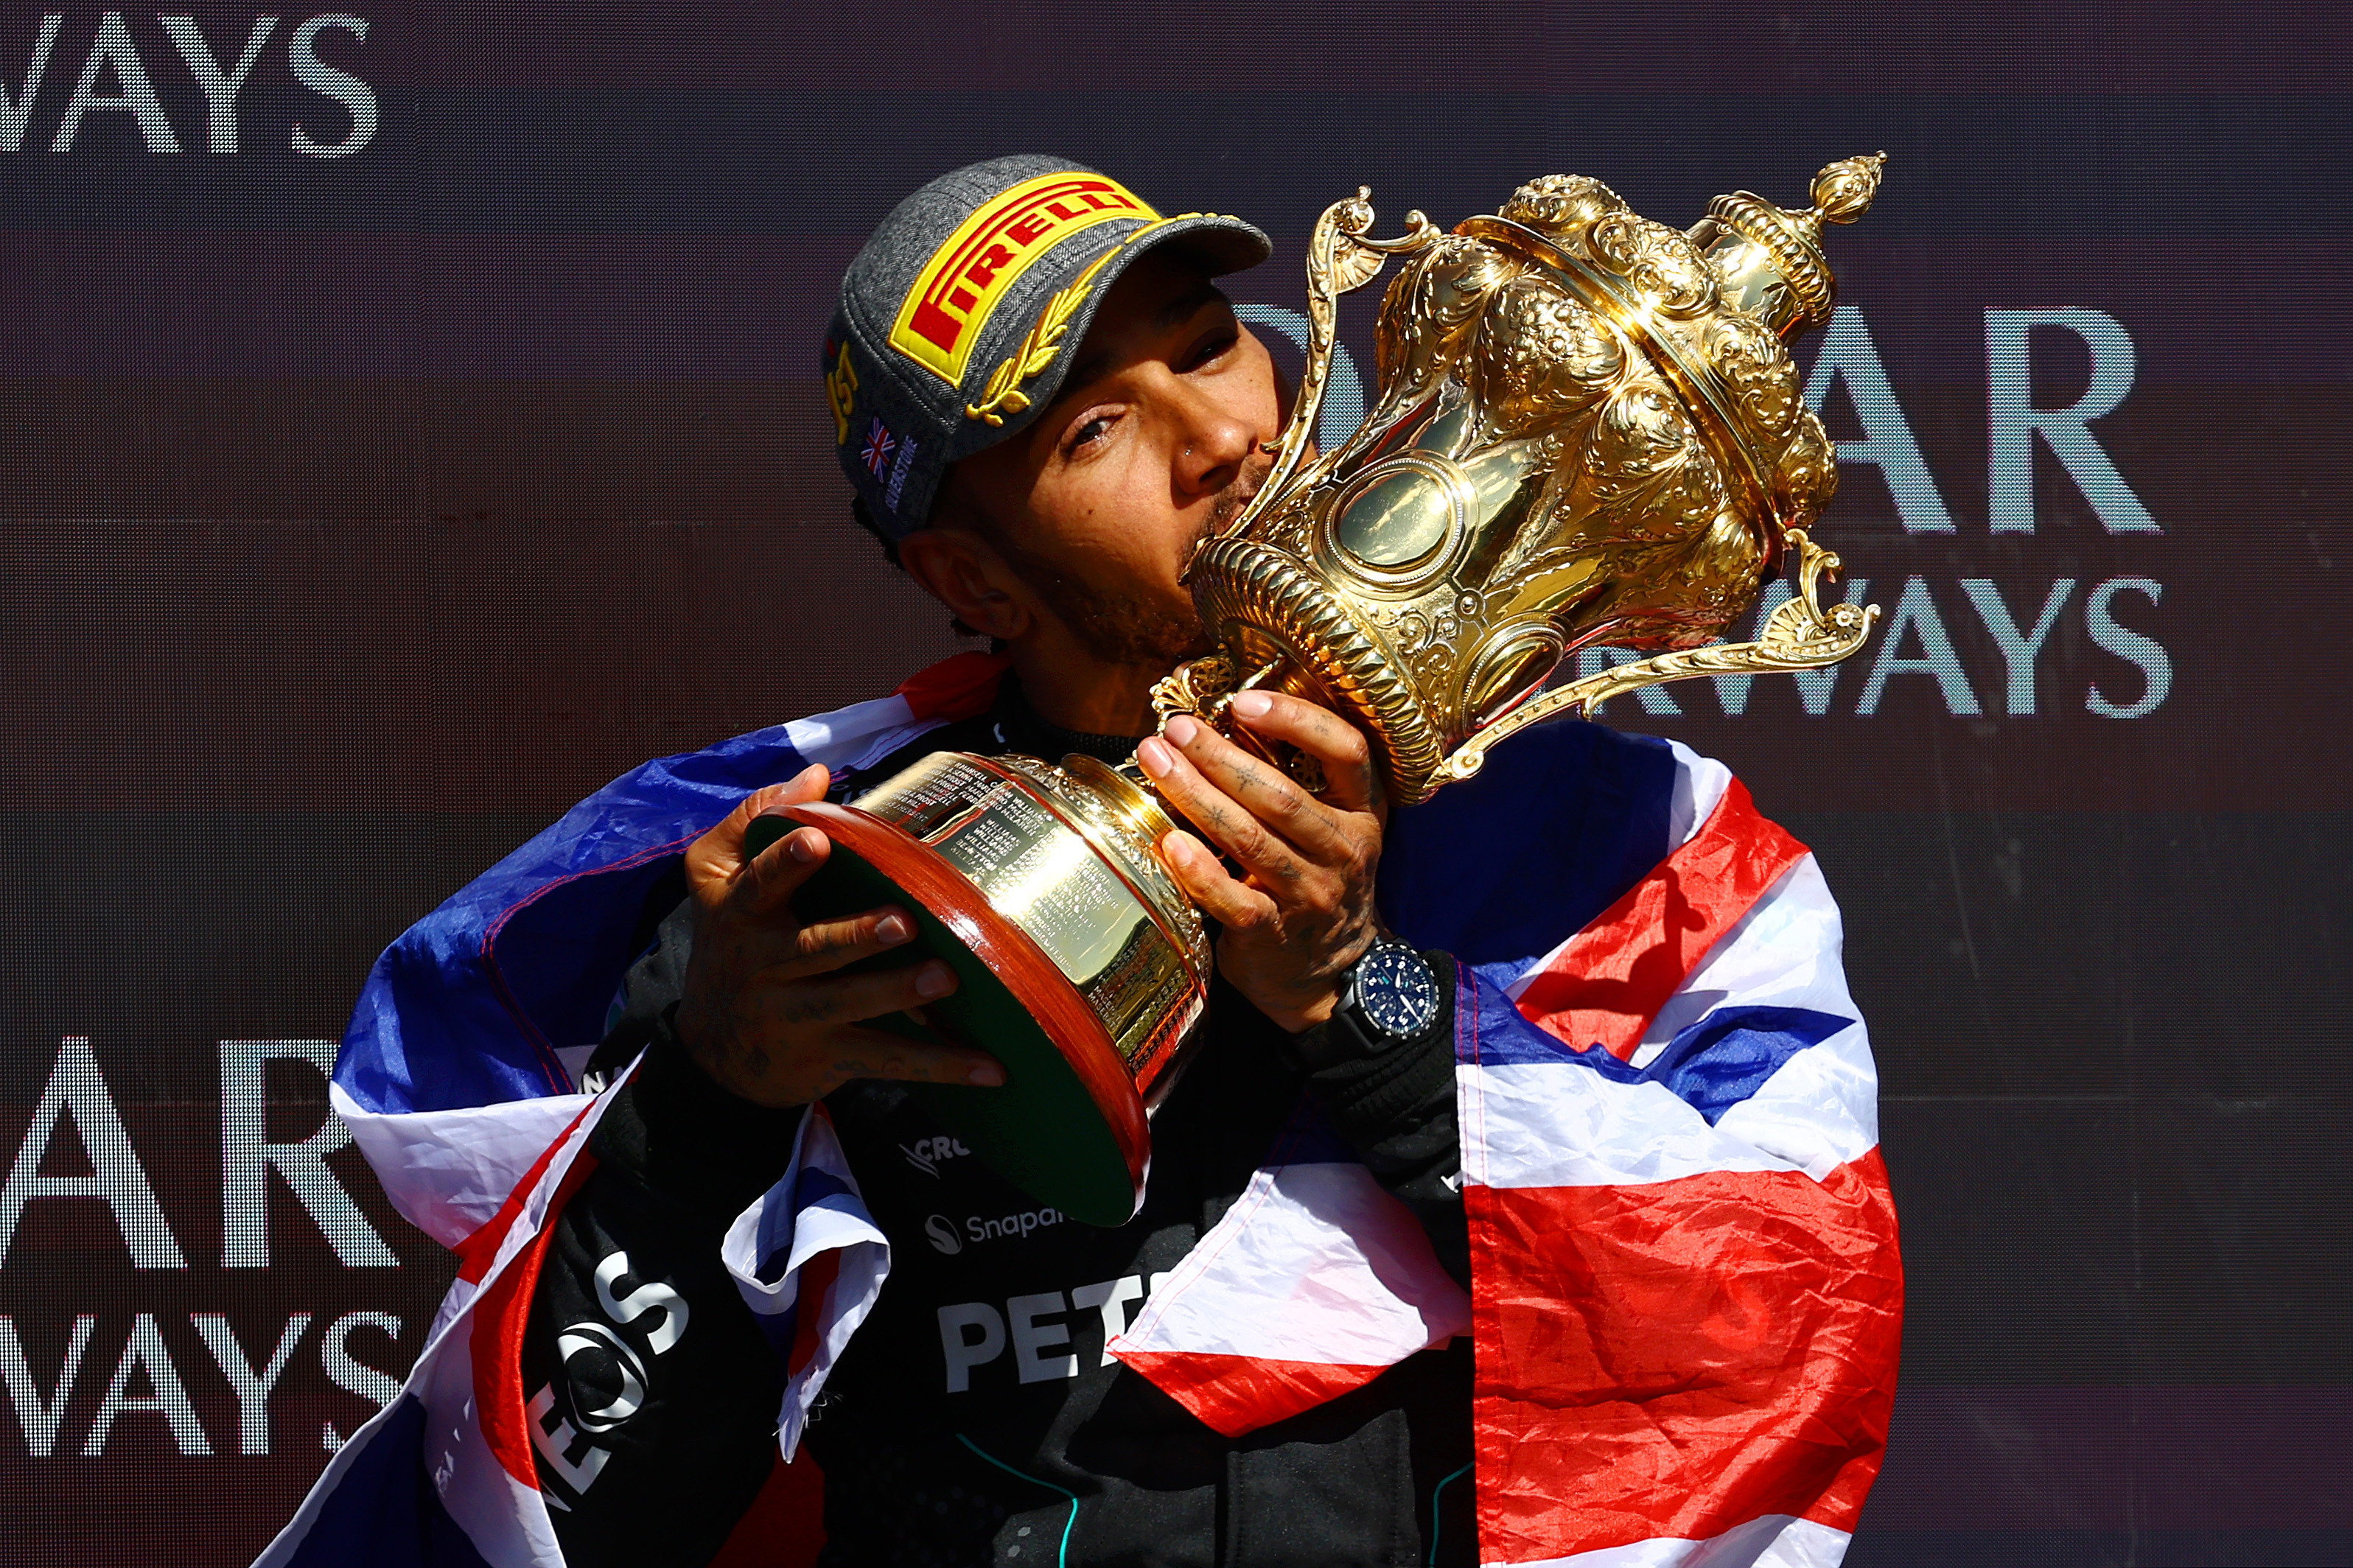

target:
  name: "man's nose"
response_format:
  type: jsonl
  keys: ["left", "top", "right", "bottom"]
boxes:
{"left": 1168, "top": 386, "right": 1262, "bottom": 497}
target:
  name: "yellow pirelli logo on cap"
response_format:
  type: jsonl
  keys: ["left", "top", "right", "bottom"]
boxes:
{"left": 889, "top": 172, "right": 1157, "bottom": 386}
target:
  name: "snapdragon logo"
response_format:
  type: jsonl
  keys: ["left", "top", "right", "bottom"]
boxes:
{"left": 967, "top": 1206, "right": 1064, "bottom": 1245}
{"left": 925, "top": 1205, "right": 1066, "bottom": 1255}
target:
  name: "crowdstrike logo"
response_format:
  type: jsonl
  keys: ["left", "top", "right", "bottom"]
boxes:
{"left": 901, "top": 1135, "right": 972, "bottom": 1178}
{"left": 923, "top": 1214, "right": 962, "bottom": 1256}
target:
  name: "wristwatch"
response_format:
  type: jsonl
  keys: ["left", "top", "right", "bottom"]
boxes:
{"left": 1337, "top": 937, "right": 1445, "bottom": 1046}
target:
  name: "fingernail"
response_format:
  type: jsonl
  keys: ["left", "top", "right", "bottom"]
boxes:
{"left": 968, "top": 1061, "right": 1005, "bottom": 1087}
{"left": 1230, "top": 690, "right": 1272, "bottom": 718}
{"left": 787, "top": 830, "right": 821, "bottom": 863}
{"left": 875, "top": 914, "right": 912, "bottom": 945}
{"left": 917, "top": 962, "right": 956, "bottom": 998}
{"left": 1136, "top": 738, "right": 1172, "bottom": 777}
{"left": 1165, "top": 714, "right": 1200, "bottom": 746}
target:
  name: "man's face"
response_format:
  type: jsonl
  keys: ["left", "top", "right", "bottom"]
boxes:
{"left": 945, "top": 248, "right": 1282, "bottom": 667}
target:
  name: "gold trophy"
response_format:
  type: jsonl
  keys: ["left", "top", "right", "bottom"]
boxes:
{"left": 769, "top": 157, "right": 1888, "bottom": 1225}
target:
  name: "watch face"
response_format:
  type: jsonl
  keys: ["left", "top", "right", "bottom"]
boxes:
{"left": 1355, "top": 945, "right": 1442, "bottom": 1040}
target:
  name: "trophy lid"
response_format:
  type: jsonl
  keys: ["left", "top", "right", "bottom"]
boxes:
{"left": 1178, "top": 157, "right": 1888, "bottom": 805}
{"left": 1691, "top": 153, "right": 1888, "bottom": 335}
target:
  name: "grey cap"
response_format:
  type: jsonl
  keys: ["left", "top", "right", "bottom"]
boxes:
{"left": 823, "top": 155, "right": 1270, "bottom": 536}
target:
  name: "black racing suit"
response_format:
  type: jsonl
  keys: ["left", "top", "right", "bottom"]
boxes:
{"left": 517, "top": 683, "right": 1474, "bottom": 1567}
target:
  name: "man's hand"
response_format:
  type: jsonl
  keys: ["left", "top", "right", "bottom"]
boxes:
{"left": 674, "top": 762, "right": 1005, "bottom": 1107}
{"left": 1136, "top": 690, "right": 1385, "bottom": 1033}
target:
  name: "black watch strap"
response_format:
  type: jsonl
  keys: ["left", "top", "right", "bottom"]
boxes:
{"left": 1284, "top": 948, "right": 1455, "bottom": 1070}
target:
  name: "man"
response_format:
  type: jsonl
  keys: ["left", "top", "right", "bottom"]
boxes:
{"left": 266, "top": 157, "right": 1899, "bottom": 1568}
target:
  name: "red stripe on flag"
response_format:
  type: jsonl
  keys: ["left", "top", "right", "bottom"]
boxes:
{"left": 1468, "top": 1151, "right": 1902, "bottom": 1563}
{"left": 892, "top": 650, "right": 1010, "bottom": 723}
{"left": 1111, "top": 1349, "right": 1396, "bottom": 1439}
{"left": 1514, "top": 779, "right": 1808, "bottom": 1060}
{"left": 710, "top": 1451, "right": 828, "bottom": 1568}
{"left": 471, "top": 1150, "right": 602, "bottom": 1488}
{"left": 786, "top": 1249, "right": 842, "bottom": 1379}
{"left": 453, "top": 1101, "right": 599, "bottom": 1281}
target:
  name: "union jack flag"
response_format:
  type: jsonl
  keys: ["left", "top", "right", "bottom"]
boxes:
{"left": 860, "top": 417, "right": 897, "bottom": 478}
{"left": 261, "top": 651, "right": 1901, "bottom": 1568}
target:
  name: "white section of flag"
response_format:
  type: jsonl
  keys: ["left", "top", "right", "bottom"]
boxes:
{"left": 332, "top": 1082, "right": 594, "bottom": 1248}
{"left": 780, "top": 691, "right": 925, "bottom": 777}
{"left": 259, "top": 1082, "right": 615, "bottom": 1568}
{"left": 1662, "top": 738, "right": 1735, "bottom": 853}
{"left": 1630, "top": 855, "right": 1858, "bottom": 1065}
{"left": 720, "top": 1106, "right": 892, "bottom": 1460}
{"left": 1113, "top": 1159, "right": 1468, "bottom": 1367}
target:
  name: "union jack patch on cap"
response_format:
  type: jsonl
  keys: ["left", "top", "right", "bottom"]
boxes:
{"left": 860, "top": 417, "right": 898, "bottom": 479}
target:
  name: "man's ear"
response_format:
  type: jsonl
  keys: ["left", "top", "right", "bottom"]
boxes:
{"left": 897, "top": 526, "right": 1032, "bottom": 643}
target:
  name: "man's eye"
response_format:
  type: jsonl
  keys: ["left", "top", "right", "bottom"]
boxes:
{"left": 1186, "top": 329, "right": 1239, "bottom": 371}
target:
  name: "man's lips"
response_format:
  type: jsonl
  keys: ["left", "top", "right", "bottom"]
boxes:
{"left": 1206, "top": 459, "right": 1273, "bottom": 539}
{"left": 1176, "top": 456, "right": 1275, "bottom": 587}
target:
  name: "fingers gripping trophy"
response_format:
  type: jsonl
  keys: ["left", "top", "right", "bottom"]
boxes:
{"left": 762, "top": 155, "right": 1889, "bottom": 1225}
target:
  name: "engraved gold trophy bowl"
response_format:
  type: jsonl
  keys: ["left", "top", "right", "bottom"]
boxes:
{"left": 759, "top": 158, "right": 1889, "bottom": 1225}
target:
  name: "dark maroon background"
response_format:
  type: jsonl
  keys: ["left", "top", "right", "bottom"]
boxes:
{"left": 1, "top": 4, "right": 2347, "bottom": 1564}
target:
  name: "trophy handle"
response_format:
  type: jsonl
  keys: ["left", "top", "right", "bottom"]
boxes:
{"left": 1438, "top": 530, "right": 1882, "bottom": 783}
{"left": 1212, "top": 189, "right": 1440, "bottom": 550}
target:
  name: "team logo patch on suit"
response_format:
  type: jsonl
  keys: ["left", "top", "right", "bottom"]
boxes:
{"left": 887, "top": 172, "right": 1155, "bottom": 385}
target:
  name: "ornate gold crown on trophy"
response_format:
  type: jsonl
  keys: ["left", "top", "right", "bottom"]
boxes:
{"left": 779, "top": 156, "right": 1889, "bottom": 1224}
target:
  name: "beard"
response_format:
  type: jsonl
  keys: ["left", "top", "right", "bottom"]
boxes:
{"left": 996, "top": 460, "right": 1268, "bottom": 670}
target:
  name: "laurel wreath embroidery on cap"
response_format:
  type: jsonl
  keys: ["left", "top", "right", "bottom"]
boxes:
{"left": 963, "top": 214, "right": 1211, "bottom": 426}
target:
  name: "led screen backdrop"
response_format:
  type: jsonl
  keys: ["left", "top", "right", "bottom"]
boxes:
{"left": 1, "top": 4, "right": 2346, "bottom": 1563}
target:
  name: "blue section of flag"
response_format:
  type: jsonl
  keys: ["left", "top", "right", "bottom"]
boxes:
{"left": 1461, "top": 974, "right": 1850, "bottom": 1124}
{"left": 277, "top": 1395, "right": 496, "bottom": 1568}
{"left": 1380, "top": 721, "right": 1674, "bottom": 973}
{"left": 793, "top": 1163, "right": 854, "bottom": 1209}
{"left": 752, "top": 1161, "right": 855, "bottom": 1287}
{"left": 338, "top": 724, "right": 822, "bottom": 1116}
{"left": 1467, "top": 958, "right": 1537, "bottom": 998}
